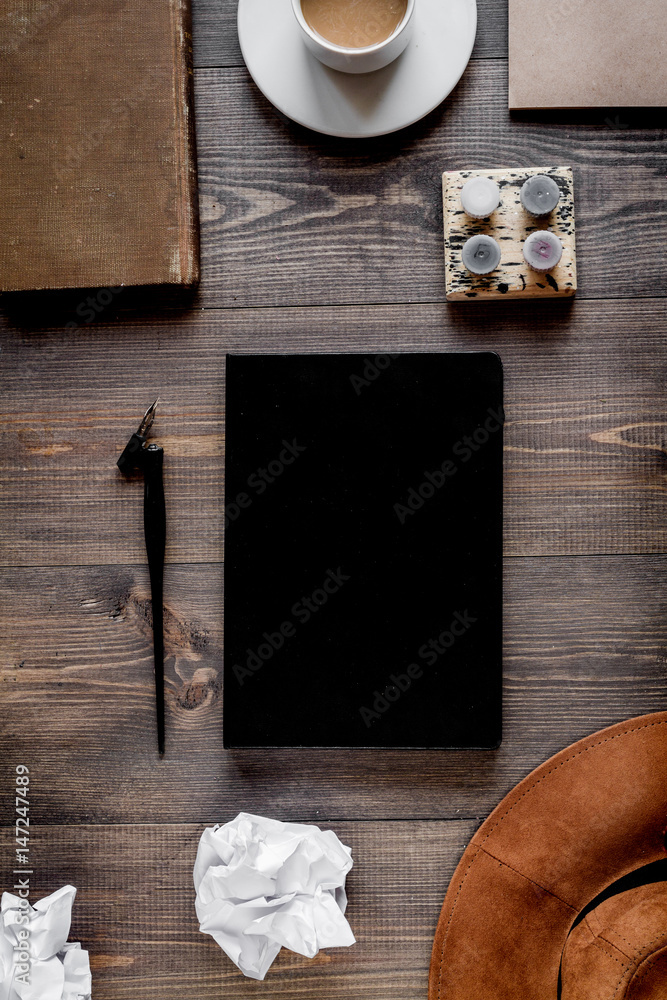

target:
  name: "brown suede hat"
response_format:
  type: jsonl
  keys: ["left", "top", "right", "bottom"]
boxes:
{"left": 429, "top": 712, "right": 667, "bottom": 1000}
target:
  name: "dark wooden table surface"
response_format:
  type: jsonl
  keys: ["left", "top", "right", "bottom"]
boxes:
{"left": 1, "top": 1, "right": 666, "bottom": 997}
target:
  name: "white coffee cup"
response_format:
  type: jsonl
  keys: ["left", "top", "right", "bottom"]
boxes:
{"left": 291, "top": 0, "right": 415, "bottom": 74}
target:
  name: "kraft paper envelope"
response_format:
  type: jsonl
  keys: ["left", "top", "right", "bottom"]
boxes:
{"left": 509, "top": 0, "right": 667, "bottom": 109}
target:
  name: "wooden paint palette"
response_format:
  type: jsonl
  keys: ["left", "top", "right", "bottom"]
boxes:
{"left": 442, "top": 166, "right": 577, "bottom": 301}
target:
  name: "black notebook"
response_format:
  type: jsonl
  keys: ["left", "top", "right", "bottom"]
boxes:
{"left": 224, "top": 352, "right": 503, "bottom": 748}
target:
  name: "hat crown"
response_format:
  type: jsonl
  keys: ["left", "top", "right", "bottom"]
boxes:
{"left": 562, "top": 881, "right": 667, "bottom": 1000}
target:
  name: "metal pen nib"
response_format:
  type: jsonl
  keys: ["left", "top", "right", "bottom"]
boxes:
{"left": 117, "top": 399, "right": 160, "bottom": 476}
{"left": 137, "top": 398, "right": 159, "bottom": 438}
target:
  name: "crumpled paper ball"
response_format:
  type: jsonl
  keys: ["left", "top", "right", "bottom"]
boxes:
{"left": 0, "top": 884, "right": 92, "bottom": 1000}
{"left": 193, "top": 812, "right": 355, "bottom": 980}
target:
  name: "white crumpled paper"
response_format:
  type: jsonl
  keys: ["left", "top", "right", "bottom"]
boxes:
{"left": 193, "top": 812, "right": 355, "bottom": 980}
{"left": 0, "top": 885, "right": 92, "bottom": 1000}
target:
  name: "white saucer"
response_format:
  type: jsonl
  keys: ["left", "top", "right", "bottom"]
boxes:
{"left": 237, "top": 0, "right": 477, "bottom": 138}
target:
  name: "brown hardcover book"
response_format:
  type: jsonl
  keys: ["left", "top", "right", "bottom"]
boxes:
{"left": 0, "top": 0, "right": 199, "bottom": 291}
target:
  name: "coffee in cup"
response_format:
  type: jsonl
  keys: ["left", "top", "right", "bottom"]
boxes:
{"left": 300, "top": 0, "right": 409, "bottom": 48}
{"left": 291, "top": 0, "right": 415, "bottom": 74}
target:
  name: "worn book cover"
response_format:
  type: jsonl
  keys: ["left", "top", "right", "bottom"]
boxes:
{"left": 0, "top": 0, "right": 199, "bottom": 291}
{"left": 224, "top": 352, "right": 504, "bottom": 749}
{"left": 509, "top": 0, "right": 667, "bottom": 109}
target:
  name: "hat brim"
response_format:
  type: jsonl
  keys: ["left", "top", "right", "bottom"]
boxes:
{"left": 429, "top": 712, "right": 667, "bottom": 1000}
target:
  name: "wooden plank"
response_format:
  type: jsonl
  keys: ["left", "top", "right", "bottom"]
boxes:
{"left": 0, "top": 820, "right": 475, "bottom": 999}
{"left": 443, "top": 166, "right": 577, "bottom": 300}
{"left": 191, "top": 0, "right": 507, "bottom": 68}
{"left": 0, "top": 299, "right": 665, "bottom": 564}
{"left": 0, "top": 556, "right": 664, "bottom": 825}
{"left": 186, "top": 61, "right": 667, "bottom": 308}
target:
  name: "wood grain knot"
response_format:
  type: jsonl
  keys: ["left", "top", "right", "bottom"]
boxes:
{"left": 118, "top": 591, "right": 211, "bottom": 657}
{"left": 176, "top": 667, "right": 221, "bottom": 709}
